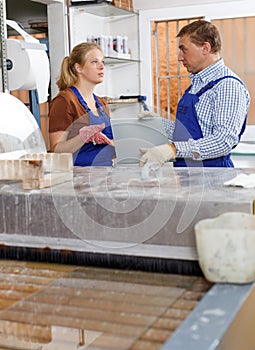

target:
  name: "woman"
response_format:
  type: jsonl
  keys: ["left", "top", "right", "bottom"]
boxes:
{"left": 48, "top": 42, "right": 115, "bottom": 166}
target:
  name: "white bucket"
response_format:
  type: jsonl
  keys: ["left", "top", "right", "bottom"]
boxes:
{"left": 194, "top": 212, "right": 255, "bottom": 283}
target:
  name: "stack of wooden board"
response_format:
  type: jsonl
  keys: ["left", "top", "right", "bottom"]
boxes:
{"left": 0, "top": 153, "right": 73, "bottom": 189}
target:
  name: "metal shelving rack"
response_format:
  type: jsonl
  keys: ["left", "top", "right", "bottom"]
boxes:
{"left": 0, "top": 0, "right": 7, "bottom": 92}
{"left": 69, "top": 0, "right": 141, "bottom": 104}
{"left": 71, "top": 0, "right": 135, "bottom": 17}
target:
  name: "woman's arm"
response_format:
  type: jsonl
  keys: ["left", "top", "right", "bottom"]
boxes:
{"left": 49, "top": 91, "right": 87, "bottom": 153}
{"left": 50, "top": 130, "right": 84, "bottom": 153}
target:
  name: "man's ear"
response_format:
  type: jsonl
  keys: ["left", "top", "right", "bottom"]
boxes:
{"left": 202, "top": 41, "right": 211, "bottom": 54}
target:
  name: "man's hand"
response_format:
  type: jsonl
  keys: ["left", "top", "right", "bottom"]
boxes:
{"left": 140, "top": 144, "right": 176, "bottom": 166}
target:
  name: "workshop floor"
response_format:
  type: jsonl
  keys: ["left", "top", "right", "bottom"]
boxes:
{"left": 0, "top": 260, "right": 212, "bottom": 350}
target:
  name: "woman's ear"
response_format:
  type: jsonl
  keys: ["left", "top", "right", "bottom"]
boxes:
{"left": 74, "top": 63, "right": 82, "bottom": 73}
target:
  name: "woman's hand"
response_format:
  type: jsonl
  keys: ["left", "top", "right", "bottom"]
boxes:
{"left": 79, "top": 123, "right": 114, "bottom": 145}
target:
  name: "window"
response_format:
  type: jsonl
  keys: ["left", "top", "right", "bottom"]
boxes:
{"left": 151, "top": 18, "right": 200, "bottom": 120}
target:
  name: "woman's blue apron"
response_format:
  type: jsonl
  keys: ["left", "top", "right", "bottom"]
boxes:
{"left": 173, "top": 76, "right": 247, "bottom": 167}
{"left": 70, "top": 86, "right": 115, "bottom": 166}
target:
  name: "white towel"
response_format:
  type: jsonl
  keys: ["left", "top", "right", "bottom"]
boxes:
{"left": 224, "top": 173, "right": 255, "bottom": 188}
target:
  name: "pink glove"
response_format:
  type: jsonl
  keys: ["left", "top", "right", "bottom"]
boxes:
{"left": 79, "top": 123, "right": 114, "bottom": 145}
{"left": 79, "top": 124, "right": 105, "bottom": 143}
{"left": 93, "top": 132, "right": 114, "bottom": 146}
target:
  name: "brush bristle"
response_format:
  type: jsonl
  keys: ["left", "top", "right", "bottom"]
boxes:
{"left": 0, "top": 245, "right": 203, "bottom": 276}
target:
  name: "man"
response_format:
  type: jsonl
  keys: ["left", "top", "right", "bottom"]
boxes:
{"left": 140, "top": 20, "right": 250, "bottom": 167}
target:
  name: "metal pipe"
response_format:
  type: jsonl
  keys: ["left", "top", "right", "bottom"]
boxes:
{"left": 66, "top": 0, "right": 71, "bottom": 53}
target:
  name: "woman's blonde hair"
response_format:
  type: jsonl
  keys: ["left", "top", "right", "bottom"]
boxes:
{"left": 56, "top": 42, "right": 103, "bottom": 91}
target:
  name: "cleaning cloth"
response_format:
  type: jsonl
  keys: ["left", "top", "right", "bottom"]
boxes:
{"left": 224, "top": 173, "right": 255, "bottom": 188}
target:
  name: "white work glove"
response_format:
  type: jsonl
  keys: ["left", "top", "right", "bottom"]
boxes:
{"left": 140, "top": 144, "right": 176, "bottom": 166}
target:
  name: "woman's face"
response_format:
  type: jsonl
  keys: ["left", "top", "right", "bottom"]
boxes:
{"left": 76, "top": 48, "right": 105, "bottom": 85}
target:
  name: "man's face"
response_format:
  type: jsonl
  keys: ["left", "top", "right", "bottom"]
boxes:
{"left": 178, "top": 34, "right": 207, "bottom": 74}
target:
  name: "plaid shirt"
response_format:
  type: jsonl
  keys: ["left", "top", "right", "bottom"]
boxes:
{"left": 162, "top": 59, "right": 250, "bottom": 160}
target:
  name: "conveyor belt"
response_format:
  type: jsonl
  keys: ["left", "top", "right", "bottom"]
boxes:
{"left": 0, "top": 260, "right": 212, "bottom": 349}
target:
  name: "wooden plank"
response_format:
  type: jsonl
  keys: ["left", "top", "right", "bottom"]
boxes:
{"left": 22, "top": 172, "right": 73, "bottom": 190}
{"left": 0, "top": 153, "right": 73, "bottom": 179}
{"left": 0, "top": 153, "right": 73, "bottom": 189}
{"left": 30, "top": 292, "right": 167, "bottom": 316}
{"left": 0, "top": 159, "right": 43, "bottom": 180}
{"left": 0, "top": 320, "right": 51, "bottom": 344}
{"left": 0, "top": 310, "right": 146, "bottom": 337}
{"left": 21, "top": 153, "right": 73, "bottom": 172}
{"left": 13, "top": 300, "right": 158, "bottom": 327}
{"left": 0, "top": 262, "right": 212, "bottom": 349}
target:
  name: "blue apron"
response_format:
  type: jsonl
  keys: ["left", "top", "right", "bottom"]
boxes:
{"left": 173, "top": 76, "right": 247, "bottom": 167}
{"left": 70, "top": 86, "right": 115, "bottom": 166}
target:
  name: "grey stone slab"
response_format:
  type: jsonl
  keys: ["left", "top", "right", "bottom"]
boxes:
{"left": 0, "top": 166, "right": 254, "bottom": 259}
